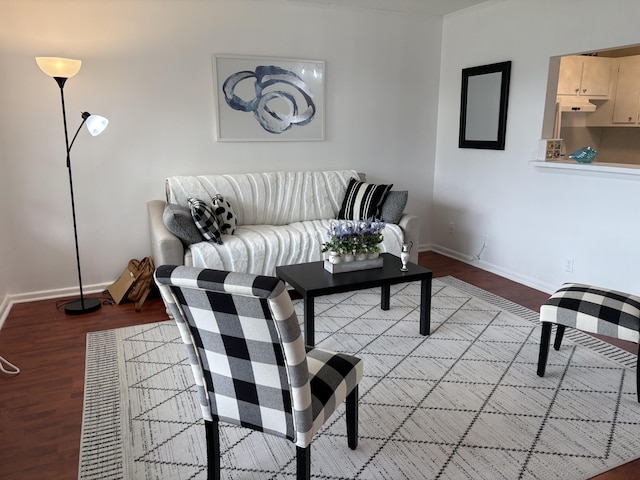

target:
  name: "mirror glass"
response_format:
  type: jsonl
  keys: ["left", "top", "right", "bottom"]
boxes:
{"left": 459, "top": 61, "right": 511, "bottom": 150}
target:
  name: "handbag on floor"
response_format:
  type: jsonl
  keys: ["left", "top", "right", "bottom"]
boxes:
{"left": 108, "top": 257, "right": 155, "bottom": 311}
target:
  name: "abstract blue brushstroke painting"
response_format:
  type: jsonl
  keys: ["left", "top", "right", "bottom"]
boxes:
{"left": 223, "top": 65, "right": 316, "bottom": 134}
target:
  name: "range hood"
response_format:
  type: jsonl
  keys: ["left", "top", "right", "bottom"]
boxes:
{"left": 557, "top": 96, "right": 597, "bottom": 113}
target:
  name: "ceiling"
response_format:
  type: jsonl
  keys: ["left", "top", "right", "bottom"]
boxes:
{"left": 283, "top": 0, "right": 496, "bottom": 16}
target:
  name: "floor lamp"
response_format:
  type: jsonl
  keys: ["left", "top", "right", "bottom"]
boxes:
{"left": 36, "top": 57, "right": 109, "bottom": 315}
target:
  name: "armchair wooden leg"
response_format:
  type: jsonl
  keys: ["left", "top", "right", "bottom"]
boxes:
{"left": 346, "top": 386, "right": 358, "bottom": 450}
{"left": 205, "top": 419, "right": 220, "bottom": 480}
{"left": 537, "top": 323, "right": 552, "bottom": 377}
{"left": 553, "top": 324, "right": 566, "bottom": 350}
{"left": 296, "top": 445, "right": 311, "bottom": 480}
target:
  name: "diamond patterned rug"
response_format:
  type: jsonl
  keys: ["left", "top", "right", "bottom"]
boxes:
{"left": 79, "top": 277, "right": 640, "bottom": 479}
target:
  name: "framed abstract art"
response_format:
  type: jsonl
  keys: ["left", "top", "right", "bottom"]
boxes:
{"left": 213, "top": 55, "right": 325, "bottom": 141}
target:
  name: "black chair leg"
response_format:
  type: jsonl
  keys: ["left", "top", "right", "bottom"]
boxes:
{"left": 346, "top": 386, "right": 358, "bottom": 450}
{"left": 553, "top": 324, "right": 565, "bottom": 350}
{"left": 205, "top": 419, "right": 220, "bottom": 480}
{"left": 296, "top": 445, "right": 311, "bottom": 480}
{"left": 537, "top": 322, "right": 552, "bottom": 377}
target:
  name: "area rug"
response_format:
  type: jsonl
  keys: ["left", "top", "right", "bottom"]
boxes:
{"left": 78, "top": 277, "right": 640, "bottom": 480}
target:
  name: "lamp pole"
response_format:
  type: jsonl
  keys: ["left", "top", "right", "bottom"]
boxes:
{"left": 58, "top": 83, "right": 100, "bottom": 314}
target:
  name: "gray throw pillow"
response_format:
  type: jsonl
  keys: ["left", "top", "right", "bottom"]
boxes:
{"left": 163, "top": 203, "right": 204, "bottom": 246}
{"left": 380, "top": 190, "right": 408, "bottom": 224}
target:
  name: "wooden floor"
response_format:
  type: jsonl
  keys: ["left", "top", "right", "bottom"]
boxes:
{"left": 0, "top": 251, "right": 637, "bottom": 479}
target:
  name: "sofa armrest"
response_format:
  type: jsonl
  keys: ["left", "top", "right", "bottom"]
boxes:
{"left": 398, "top": 213, "right": 420, "bottom": 264}
{"left": 147, "top": 200, "right": 185, "bottom": 267}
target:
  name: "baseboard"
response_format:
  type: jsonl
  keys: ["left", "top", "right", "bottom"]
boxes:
{"left": 429, "top": 244, "right": 556, "bottom": 295}
{"left": 0, "top": 245, "right": 435, "bottom": 329}
{"left": 0, "top": 295, "right": 10, "bottom": 331}
{"left": 417, "top": 243, "right": 432, "bottom": 253}
{"left": 0, "top": 282, "right": 111, "bottom": 331}
{"left": 0, "top": 246, "right": 553, "bottom": 331}
{"left": 428, "top": 244, "right": 474, "bottom": 263}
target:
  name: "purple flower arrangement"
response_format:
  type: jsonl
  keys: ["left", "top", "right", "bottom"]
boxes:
{"left": 320, "top": 218, "right": 386, "bottom": 257}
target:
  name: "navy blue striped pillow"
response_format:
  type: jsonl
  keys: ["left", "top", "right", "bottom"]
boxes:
{"left": 337, "top": 178, "right": 392, "bottom": 221}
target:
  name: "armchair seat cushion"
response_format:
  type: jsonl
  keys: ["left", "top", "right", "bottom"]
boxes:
{"left": 540, "top": 283, "right": 640, "bottom": 343}
{"left": 306, "top": 347, "right": 363, "bottom": 442}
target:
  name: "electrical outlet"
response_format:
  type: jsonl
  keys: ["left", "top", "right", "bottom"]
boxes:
{"left": 564, "top": 258, "right": 574, "bottom": 273}
{"left": 449, "top": 222, "right": 455, "bottom": 234}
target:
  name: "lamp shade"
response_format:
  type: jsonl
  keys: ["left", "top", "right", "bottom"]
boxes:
{"left": 85, "top": 115, "right": 109, "bottom": 136}
{"left": 35, "top": 57, "right": 81, "bottom": 79}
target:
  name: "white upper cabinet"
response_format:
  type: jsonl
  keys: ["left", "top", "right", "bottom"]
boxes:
{"left": 557, "top": 55, "right": 612, "bottom": 98}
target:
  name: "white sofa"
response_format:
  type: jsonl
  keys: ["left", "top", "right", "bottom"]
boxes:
{"left": 147, "top": 169, "right": 419, "bottom": 276}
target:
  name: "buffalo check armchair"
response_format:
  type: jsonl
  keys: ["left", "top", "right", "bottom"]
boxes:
{"left": 154, "top": 265, "right": 363, "bottom": 480}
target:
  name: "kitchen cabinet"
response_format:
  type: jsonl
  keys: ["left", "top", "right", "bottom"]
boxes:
{"left": 557, "top": 55, "right": 612, "bottom": 98}
{"left": 612, "top": 60, "right": 640, "bottom": 124}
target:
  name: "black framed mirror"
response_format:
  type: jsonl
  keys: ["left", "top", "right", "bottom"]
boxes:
{"left": 459, "top": 61, "right": 511, "bottom": 150}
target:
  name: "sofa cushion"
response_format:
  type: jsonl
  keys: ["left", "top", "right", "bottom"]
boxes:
{"left": 187, "top": 220, "right": 405, "bottom": 276}
{"left": 166, "top": 170, "right": 360, "bottom": 226}
{"left": 380, "top": 191, "right": 408, "bottom": 224}
{"left": 188, "top": 198, "right": 223, "bottom": 245}
{"left": 337, "top": 178, "right": 392, "bottom": 221}
{"left": 212, "top": 194, "right": 237, "bottom": 235}
{"left": 163, "top": 203, "right": 203, "bottom": 246}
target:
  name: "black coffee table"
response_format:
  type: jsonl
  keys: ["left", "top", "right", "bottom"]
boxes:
{"left": 276, "top": 253, "right": 432, "bottom": 347}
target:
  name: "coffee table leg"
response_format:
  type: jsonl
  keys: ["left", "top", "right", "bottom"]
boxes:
{"left": 420, "top": 277, "right": 431, "bottom": 335}
{"left": 381, "top": 285, "right": 390, "bottom": 310}
{"left": 304, "top": 295, "right": 315, "bottom": 347}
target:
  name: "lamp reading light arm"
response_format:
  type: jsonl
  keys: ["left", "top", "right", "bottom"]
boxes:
{"left": 68, "top": 112, "right": 91, "bottom": 154}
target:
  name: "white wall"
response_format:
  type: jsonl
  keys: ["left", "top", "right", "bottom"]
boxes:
{"left": 434, "top": 0, "right": 640, "bottom": 294}
{"left": 0, "top": 0, "right": 441, "bottom": 305}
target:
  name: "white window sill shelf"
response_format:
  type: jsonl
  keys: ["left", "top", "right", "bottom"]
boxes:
{"left": 529, "top": 159, "right": 640, "bottom": 177}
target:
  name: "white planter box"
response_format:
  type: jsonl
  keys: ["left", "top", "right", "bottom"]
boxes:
{"left": 323, "top": 256, "right": 383, "bottom": 274}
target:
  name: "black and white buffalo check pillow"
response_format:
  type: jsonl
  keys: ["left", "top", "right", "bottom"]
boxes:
{"left": 211, "top": 194, "right": 237, "bottom": 235}
{"left": 187, "top": 198, "right": 223, "bottom": 245}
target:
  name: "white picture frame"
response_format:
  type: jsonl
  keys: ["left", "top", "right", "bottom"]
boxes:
{"left": 212, "top": 55, "right": 325, "bottom": 142}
